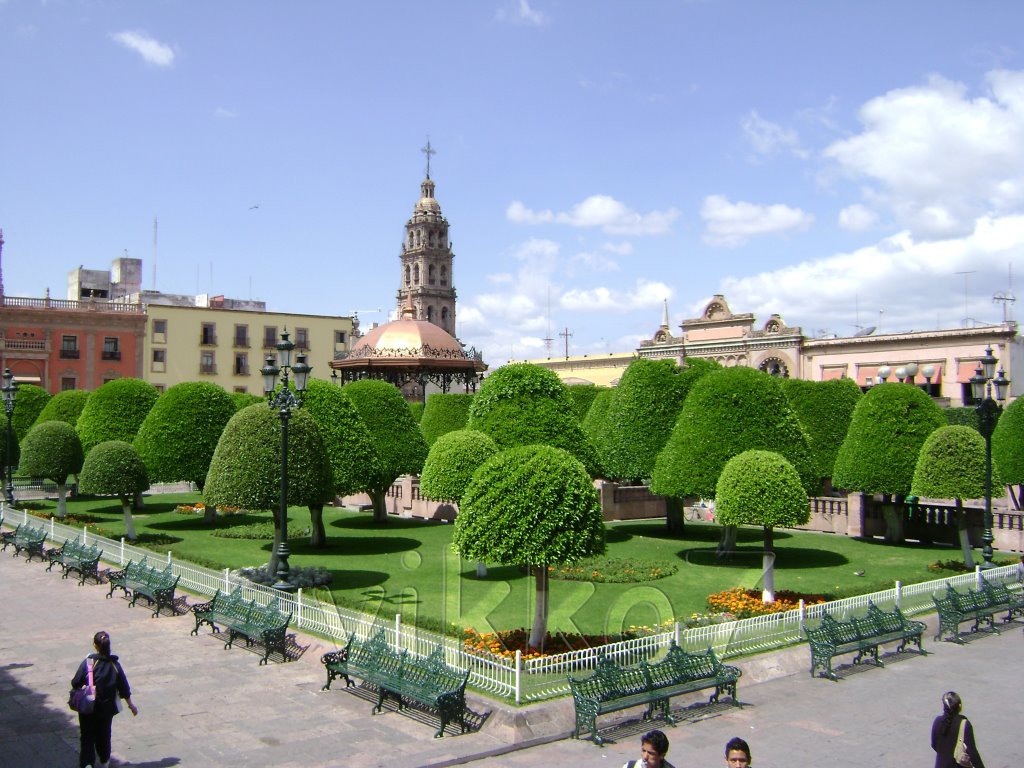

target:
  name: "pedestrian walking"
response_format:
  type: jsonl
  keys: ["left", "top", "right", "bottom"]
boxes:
{"left": 70, "top": 630, "right": 138, "bottom": 768}
{"left": 724, "top": 736, "right": 752, "bottom": 766}
{"left": 931, "top": 691, "right": 984, "bottom": 768}
{"left": 623, "top": 729, "right": 675, "bottom": 768}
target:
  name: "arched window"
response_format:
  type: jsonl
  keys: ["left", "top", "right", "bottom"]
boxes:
{"left": 428, "top": 230, "right": 435, "bottom": 247}
{"left": 441, "top": 306, "right": 449, "bottom": 328}
{"left": 440, "top": 266, "right": 448, "bottom": 286}
{"left": 408, "top": 232, "right": 414, "bottom": 248}
{"left": 404, "top": 265, "right": 410, "bottom": 285}
{"left": 426, "top": 305, "right": 434, "bottom": 321}
{"left": 758, "top": 357, "right": 790, "bottom": 378}
{"left": 428, "top": 264, "right": 436, "bottom": 284}
{"left": 413, "top": 264, "right": 420, "bottom": 284}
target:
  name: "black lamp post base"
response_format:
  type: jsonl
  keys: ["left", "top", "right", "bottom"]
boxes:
{"left": 272, "top": 542, "right": 296, "bottom": 592}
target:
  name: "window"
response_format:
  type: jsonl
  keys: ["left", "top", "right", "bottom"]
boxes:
{"left": 102, "top": 337, "right": 121, "bottom": 361}
{"left": 295, "top": 328, "right": 309, "bottom": 350}
{"left": 414, "top": 264, "right": 420, "bottom": 284}
{"left": 233, "top": 324, "right": 249, "bottom": 347}
{"left": 60, "top": 335, "right": 80, "bottom": 359}
{"left": 234, "top": 352, "right": 249, "bottom": 376}
{"left": 335, "top": 330, "right": 347, "bottom": 345}
{"left": 263, "top": 326, "right": 278, "bottom": 348}
{"left": 440, "top": 265, "right": 448, "bottom": 286}
{"left": 61, "top": 377, "right": 76, "bottom": 391}
{"left": 201, "top": 322, "right": 217, "bottom": 345}
{"left": 441, "top": 306, "right": 449, "bottom": 329}
{"left": 200, "top": 351, "right": 216, "bottom": 374}
{"left": 152, "top": 349, "right": 166, "bottom": 373}
{"left": 234, "top": 386, "right": 248, "bottom": 394}
{"left": 428, "top": 264, "right": 436, "bottom": 285}
{"left": 152, "top": 319, "right": 167, "bottom": 343}
{"left": 426, "top": 305, "right": 434, "bottom": 322}
{"left": 154, "top": 384, "right": 165, "bottom": 394}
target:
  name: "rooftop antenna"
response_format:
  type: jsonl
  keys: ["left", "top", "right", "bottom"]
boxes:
{"left": 542, "top": 286, "right": 553, "bottom": 353}
{"left": 993, "top": 263, "right": 1016, "bottom": 322}
{"left": 955, "top": 270, "right": 976, "bottom": 327}
{"left": 559, "top": 326, "right": 573, "bottom": 359}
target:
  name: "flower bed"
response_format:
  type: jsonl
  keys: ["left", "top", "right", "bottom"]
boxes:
{"left": 706, "top": 587, "right": 828, "bottom": 619}
{"left": 462, "top": 627, "right": 646, "bottom": 660}
{"left": 548, "top": 556, "right": 677, "bottom": 583}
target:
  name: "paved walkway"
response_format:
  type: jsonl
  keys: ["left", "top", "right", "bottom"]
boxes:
{"left": 0, "top": 543, "right": 1017, "bottom": 768}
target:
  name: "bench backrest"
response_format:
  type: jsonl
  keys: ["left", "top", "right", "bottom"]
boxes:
{"left": 820, "top": 613, "right": 862, "bottom": 644}
{"left": 862, "top": 603, "right": 905, "bottom": 634}
{"left": 347, "top": 629, "right": 390, "bottom": 668}
{"left": 568, "top": 654, "right": 648, "bottom": 702}
{"left": 16, "top": 525, "right": 46, "bottom": 542}
{"left": 806, "top": 624, "right": 836, "bottom": 648}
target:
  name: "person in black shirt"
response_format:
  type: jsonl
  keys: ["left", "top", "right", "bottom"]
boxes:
{"left": 70, "top": 630, "right": 138, "bottom": 768}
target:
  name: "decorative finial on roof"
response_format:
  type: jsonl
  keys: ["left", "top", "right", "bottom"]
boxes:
{"left": 401, "top": 292, "right": 417, "bottom": 319}
{"left": 421, "top": 139, "right": 436, "bottom": 179}
{"left": 662, "top": 298, "right": 670, "bottom": 328}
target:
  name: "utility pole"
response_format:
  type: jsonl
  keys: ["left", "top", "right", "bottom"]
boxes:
{"left": 559, "top": 327, "right": 573, "bottom": 359}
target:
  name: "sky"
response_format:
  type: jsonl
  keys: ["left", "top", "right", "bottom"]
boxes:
{"left": 2, "top": 1, "right": 1024, "bottom": 370}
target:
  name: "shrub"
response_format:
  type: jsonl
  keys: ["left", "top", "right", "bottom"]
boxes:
{"left": 420, "top": 393, "right": 474, "bottom": 446}
{"left": 11, "top": 383, "right": 50, "bottom": 441}
{"left": 566, "top": 384, "right": 604, "bottom": 422}
{"left": 944, "top": 406, "right": 979, "bottom": 430}
{"left": 32, "top": 389, "right": 89, "bottom": 427}
{"left": 419, "top": 429, "right": 499, "bottom": 502}
{"left": 76, "top": 378, "right": 159, "bottom": 456}
{"left": 229, "top": 391, "right": 264, "bottom": 410}
{"left": 780, "top": 377, "right": 862, "bottom": 484}
{"left": 239, "top": 564, "right": 333, "bottom": 589}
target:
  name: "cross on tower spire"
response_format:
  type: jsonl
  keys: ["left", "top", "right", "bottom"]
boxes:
{"left": 421, "top": 139, "right": 436, "bottom": 179}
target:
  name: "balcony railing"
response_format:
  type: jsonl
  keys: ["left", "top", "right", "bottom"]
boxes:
{"left": 0, "top": 295, "right": 145, "bottom": 313}
{"left": 60, "top": 349, "right": 81, "bottom": 359}
{"left": 199, "top": 363, "right": 217, "bottom": 375}
{"left": 101, "top": 350, "right": 121, "bottom": 361}
{"left": 200, "top": 335, "right": 218, "bottom": 346}
{"left": 233, "top": 337, "right": 250, "bottom": 348}
{"left": 1, "top": 338, "right": 48, "bottom": 351}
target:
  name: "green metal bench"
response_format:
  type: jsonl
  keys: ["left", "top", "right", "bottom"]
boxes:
{"left": 806, "top": 602, "right": 926, "bottom": 680}
{"left": 45, "top": 538, "right": 103, "bottom": 585}
{"left": 568, "top": 644, "right": 740, "bottom": 745}
{"left": 107, "top": 558, "right": 180, "bottom": 617}
{"left": 8, "top": 523, "right": 48, "bottom": 562}
{"left": 321, "top": 630, "right": 469, "bottom": 738}
{"left": 191, "top": 588, "right": 292, "bottom": 665}
{"left": 932, "top": 581, "right": 1024, "bottom": 643}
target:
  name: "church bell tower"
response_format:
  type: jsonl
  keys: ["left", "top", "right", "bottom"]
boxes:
{"left": 396, "top": 141, "right": 457, "bottom": 335}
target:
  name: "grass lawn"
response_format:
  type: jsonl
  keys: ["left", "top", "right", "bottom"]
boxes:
{"left": 20, "top": 492, "right": 990, "bottom": 637}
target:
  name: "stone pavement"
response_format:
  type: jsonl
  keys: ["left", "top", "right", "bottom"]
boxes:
{"left": 0, "top": 545, "right": 1018, "bottom": 768}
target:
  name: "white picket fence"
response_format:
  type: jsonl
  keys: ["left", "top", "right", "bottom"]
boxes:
{"left": 3, "top": 508, "right": 1020, "bottom": 704}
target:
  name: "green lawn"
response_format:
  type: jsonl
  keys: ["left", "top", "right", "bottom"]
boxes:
{"left": 19, "top": 492, "right": 987, "bottom": 637}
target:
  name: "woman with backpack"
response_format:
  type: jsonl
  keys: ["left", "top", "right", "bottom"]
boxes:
{"left": 70, "top": 630, "right": 138, "bottom": 768}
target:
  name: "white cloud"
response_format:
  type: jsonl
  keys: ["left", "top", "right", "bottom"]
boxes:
{"left": 561, "top": 278, "right": 672, "bottom": 312}
{"left": 602, "top": 241, "right": 634, "bottom": 256}
{"left": 110, "top": 30, "right": 175, "bottom": 67}
{"left": 838, "top": 204, "right": 879, "bottom": 232}
{"left": 508, "top": 194, "right": 679, "bottom": 235}
{"left": 741, "top": 110, "right": 808, "bottom": 159}
{"left": 567, "top": 251, "right": 620, "bottom": 275}
{"left": 823, "top": 69, "right": 1024, "bottom": 240}
{"left": 495, "top": 0, "right": 549, "bottom": 26}
{"left": 215, "top": 107, "right": 237, "bottom": 119}
{"left": 701, "top": 195, "right": 814, "bottom": 247}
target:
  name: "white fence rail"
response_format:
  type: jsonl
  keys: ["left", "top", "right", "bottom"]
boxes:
{"left": 3, "top": 508, "right": 1019, "bottom": 704}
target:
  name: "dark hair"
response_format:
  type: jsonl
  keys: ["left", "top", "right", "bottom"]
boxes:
{"left": 726, "top": 737, "right": 751, "bottom": 759}
{"left": 642, "top": 730, "right": 670, "bottom": 756}
{"left": 93, "top": 630, "right": 111, "bottom": 657}
{"left": 941, "top": 691, "right": 962, "bottom": 735}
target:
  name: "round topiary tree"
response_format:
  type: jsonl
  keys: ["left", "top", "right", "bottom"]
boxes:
{"left": 780, "top": 377, "right": 863, "bottom": 492}
{"left": 992, "top": 396, "right": 1024, "bottom": 510}
{"left": 32, "top": 389, "right": 90, "bottom": 428}
{"left": 832, "top": 382, "right": 946, "bottom": 542}
{"left": 467, "top": 363, "right": 601, "bottom": 476}
{"left": 133, "top": 381, "right": 237, "bottom": 522}
{"left": 715, "top": 450, "right": 810, "bottom": 603}
{"left": 11, "top": 383, "right": 51, "bottom": 441}
{"left": 566, "top": 384, "right": 604, "bottom": 422}
{"left": 18, "top": 421, "right": 84, "bottom": 519}
{"left": 77, "top": 440, "right": 150, "bottom": 540}
{"left": 601, "top": 358, "right": 690, "bottom": 484}
{"left": 76, "top": 378, "right": 159, "bottom": 457}
{"left": 408, "top": 401, "right": 425, "bottom": 423}
{"left": 419, "top": 393, "right": 474, "bottom": 446}
{"left": 419, "top": 429, "right": 499, "bottom": 503}
{"left": 204, "top": 403, "right": 333, "bottom": 573}
{"left": 342, "top": 379, "right": 429, "bottom": 524}
{"left": 455, "top": 444, "right": 606, "bottom": 650}
{"left": 651, "top": 366, "right": 816, "bottom": 552}
{"left": 229, "top": 391, "right": 264, "bottom": 411}
{"left": 911, "top": 425, "right": 989, "bottom": 567}
{"left": 944, "top": 406, "right": 980, "bottom": 431}
{"left": 299, "top": 379, "right": 382, "bottom": 545}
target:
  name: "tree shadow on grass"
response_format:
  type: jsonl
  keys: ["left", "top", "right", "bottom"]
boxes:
{"left": 679, "top": 546, "right": 848, "bottom": 569}
{"left": 329, "top": 514, "right": 449, "bottom": 532}
{"left": 458, "top": 564, "right": 528, "bottom": 582}
{"left": 287, "top": 535, "right": 422, "bottom": 556}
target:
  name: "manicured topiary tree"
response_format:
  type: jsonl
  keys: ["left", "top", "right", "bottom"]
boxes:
{"left": 780, "top": 377, "right": 863, "bottom": 492}
{"left": 652, "top": 366, "right": 816, "bottom": 553}
{"left": 566, "top": 384, "right": 604, "bottom": 422}
{"left": 342, "top": 380, "right": 428, "bottom": 524}
{"left": 467, "top": 363, "right": 601, "bottom": 476}
{"left": 581, "top": 388, "right": 615, "bottom": 452}
{"left": 944, "top": 407, "right": 979, "bottom": 431}
{"left": 911, "top": 425, "right": 989, "bottom": 567}
{"left": 408, "top": 401, "right": 425, "bottom": 423}
{"left": 32, "top": 389, "right": 89, "bottom": 427}
{"left": 420, "top": 429, "right": 499, "bottom": 503}
{"left": 419, "top": 393, "right": 474, "bottom": 446}
{"left": 833, "top": 382, "right": 946, "bottom": 542}
{"left": 11, "top": 383, "right": 50, "bottom": 441}
{"left": 229, "top": 391, "right": 264, "bottom": 411}
{"left": 133, "top": 382, "right": 237, "bottom": 523}
{"left": 300, "top": 379, "right": 382, "bottom": 545}
{"left": 715, "top": 450, "right": 809, "bottom": 603}
{"left": 77, "top": 440, "right": 149, "bottom": 540}
{"left": 18, "top": 421, "right": 84, "bottom": 519}
{"left": 76, "top": 378, "right": 159, "bottom": 456}
{"left": 602, "top": 358, "right": 690, "bottom": 484}
{"left": 455, "top": 444, "right": 606, "bottom": 650}
{"left": 992, "top": 397, "right": 1024, "bottom": 510}
{"left": 204, "top": 404, "right": 333, "bottom": 573}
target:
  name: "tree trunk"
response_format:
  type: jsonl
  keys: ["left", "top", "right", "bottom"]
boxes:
{"left": 717, "top": 524, "right": 738, "bottom": 562}
{"left": 133, "top": 490, "right": 145, "bottom": 511}
{"left": 761, "top": 526, "right": 775, "bottom": 603}
{"left": 882, "top": 494, "right": 906, "bottom": 543}
{"left": 370, "top": 489, "right": 388, "bottom": 524}
{"left": 309, "top": 504, "right": 326, "bottom": 547}
{"left": 120, "top": 498, "right": 137, "bottom": 541}
{"left": 665, "top": 496, "right": 684, "bottom": 535}
{"left": 956, "top": 499, "right": 975, "bottom": 569}
{"left": 202, "top": 503, "right": 217, "bottom": 525}
{"left": 528, "top": 566, "right": 549, "bottom": 651}
{"left": 56, "top": 484, "right": 68, "bottom": 519}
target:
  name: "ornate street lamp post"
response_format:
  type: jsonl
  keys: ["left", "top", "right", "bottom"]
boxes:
{"left": 261, "top": 330, "right": 311, "bottom": 591}
{"left": 970, "top": 346, "right": 1010, "bottom": 569}
{"left": 1, "top": 368, "right": 19, "bottom": 513}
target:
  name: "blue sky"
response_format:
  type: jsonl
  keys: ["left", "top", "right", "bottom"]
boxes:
{"left": 2, "top": 1, "right": 1024, "bottom": 368}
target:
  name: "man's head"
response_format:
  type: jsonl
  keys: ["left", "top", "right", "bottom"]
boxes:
{"left": 641, "top": 730, "right": 670, "bottom": 767}
{"left": 725, "top": 737, "right": 751, "bottom": 767}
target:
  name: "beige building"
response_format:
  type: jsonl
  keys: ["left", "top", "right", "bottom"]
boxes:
{"left": 526, "top": 294, "right": 1021, "bottom": 407}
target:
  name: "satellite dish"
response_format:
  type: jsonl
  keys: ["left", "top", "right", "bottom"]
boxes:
{"left": 854, "top": 326, "right": 876, "bottom": 337}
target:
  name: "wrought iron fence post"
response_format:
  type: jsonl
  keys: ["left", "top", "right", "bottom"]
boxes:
{"left": 515, "top": 649, "right": 522, "bottom": 706}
